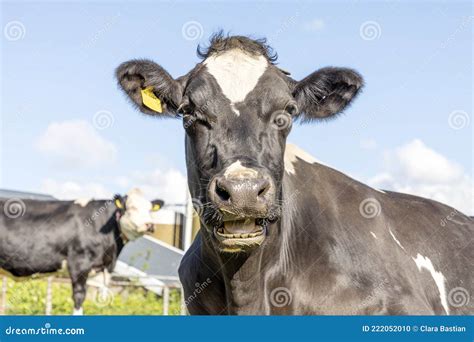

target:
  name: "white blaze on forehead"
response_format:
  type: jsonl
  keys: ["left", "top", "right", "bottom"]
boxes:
{"left": 224, "top": 160, "right": 259, "bottom": 179}
{"left": 74, "top": 198, "right": 91, "bottom": 207}
{"left": 412, "top": 253, "right": 450, "bottom": 315}
{"left": 125, "top": 188, "right": 152, "bottom": 211}
{"left": 121, "top": 188, "right": 153, "bottom": 235}
{"left": 203, "top": 49, "right": 268, "bottom": 116}
{"left": 284, "top": 144, "right": 326, "bottom": 175}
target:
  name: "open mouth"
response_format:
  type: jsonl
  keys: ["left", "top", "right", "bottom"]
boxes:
{"left": 213, "top": 218, "right": 267, "bottom": 250}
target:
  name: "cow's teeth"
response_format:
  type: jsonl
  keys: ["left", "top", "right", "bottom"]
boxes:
{"left": 215, "top": 220, "right": 266, "bottom": 239}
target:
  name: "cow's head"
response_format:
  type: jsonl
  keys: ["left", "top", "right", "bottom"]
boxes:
{"left": 114, "top": 188, "right": 164, "bottom": 241}
{"left": 116, "top": 34, "right": 363, "bottom": 253}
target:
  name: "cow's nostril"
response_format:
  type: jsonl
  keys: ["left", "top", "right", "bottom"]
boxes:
{"left": 215, "top": 183, "right": 231, "bottom": 202}
{"left": 257, "top": 180, "right": 270, "bottom": 198}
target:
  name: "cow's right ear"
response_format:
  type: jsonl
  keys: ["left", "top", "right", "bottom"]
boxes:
{"left": 115, "top": 59, "right": 184, "bottom": 116}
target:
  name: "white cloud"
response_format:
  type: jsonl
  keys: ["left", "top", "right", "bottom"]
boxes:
{"left": 121, "top": 167, "right": 188, "bottom": 204}
{"left": 37, "top": 120, "right": 117, "bottom": 168}
{"left": 303, "top": 19, "right": 325, "bottom": 32}
{"left": 369, "top": 139, "right": 473, "bottom": 215}
{"left": 40, "top": 179, "right": 112, "bottom": 200}
{"left": 39, "top": 167, "right": 188, "bottom": 205}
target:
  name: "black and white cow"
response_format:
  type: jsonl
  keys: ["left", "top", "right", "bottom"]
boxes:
{"left": 116, "top": 34, "right": 473, "bottom": 315}
{"left": 0, "top": 188, "right": 163, "bottom": 315}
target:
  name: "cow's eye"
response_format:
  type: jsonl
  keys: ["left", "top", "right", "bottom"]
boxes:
{"left": 273, "top": 112, "right": 292, "bottom": 130}
{"left": 285, "top": 102, "right": 298, "bottom": 116}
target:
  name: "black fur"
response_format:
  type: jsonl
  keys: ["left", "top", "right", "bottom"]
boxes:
{"left": 292, "top": 67, "right": 364, "bottom": 120}
{"left": 197, "top": 31, "right": 278, "bottom": 63}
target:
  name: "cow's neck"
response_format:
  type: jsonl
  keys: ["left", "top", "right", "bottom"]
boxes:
{"left": 101, "top": 208, "right": 126, "bottom": 258}
{"left": 199, "top": 211, "right": 283, "bottom": 314}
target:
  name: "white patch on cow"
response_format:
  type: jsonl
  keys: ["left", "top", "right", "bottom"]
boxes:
{"left": 74, "top": 198, "right": 91, "bottom": 207}
{"left": 370, "top": 231, "right": 377, "bottom": 239}
{"left": 203, "top": 49, "right": 268, "bottom": 116}
{"left": 73, "top": 307, "right": 83, "bottom": 315}
{"left": 389, "top": 228, "right": 406, "bottom": 251}
{"left": 230, "top": 103, "right": 240, "bottom": 116}
{"left": 224, "top": 160, "right": 259, "bottom": 179}
{"left": 284, "top": 144, "right": 327, "bottom": 175}
{"left": 412, "top": 253, "right": 449, "bottom": 315}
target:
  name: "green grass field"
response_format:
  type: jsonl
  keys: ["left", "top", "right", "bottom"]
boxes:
{"left": 2, "top": 277, "right": 182, "bottom": 315}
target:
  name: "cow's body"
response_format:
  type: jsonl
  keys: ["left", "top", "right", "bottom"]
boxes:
{"left": 179, "top": 145, "right": 474, "bottom": 315}
{"left": 0, "top": 199, "right": 122, "bottom": 277}
{"left": 0, "top": 199, "right": 122, "bottom": 314}
{"left": 116, "top": 34, "right": 473, "bottom": 315}
{"left": 0, "top": 189, "right": 160, "bottom": 314}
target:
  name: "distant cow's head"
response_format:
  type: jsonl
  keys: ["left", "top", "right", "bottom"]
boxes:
{"left": 114, "top": 188, "right": 163, "bottom": 240}
{"left": 116, "top": 34, "right": 363, "bottom": 253}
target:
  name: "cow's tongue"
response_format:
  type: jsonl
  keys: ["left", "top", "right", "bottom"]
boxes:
{"left": 223, "top": 219, "right": 257, "bottom": 234}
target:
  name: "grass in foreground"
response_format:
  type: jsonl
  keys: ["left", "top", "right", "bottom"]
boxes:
{"left": 1, "top": 277, "right": 182, "bottom": 315}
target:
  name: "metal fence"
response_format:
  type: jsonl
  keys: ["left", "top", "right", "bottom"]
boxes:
{"left": 0, "top": 274, "right": 187, "bottom": 316}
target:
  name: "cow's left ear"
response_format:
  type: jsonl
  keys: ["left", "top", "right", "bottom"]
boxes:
{"left": 292, "top": 67, "right": 363, "bottom": 120}
{"left": 114, "top": 194, "right": 126, "bottom": 211}
{"left": 115, "top": 59, "right": 184, "bottom": 116}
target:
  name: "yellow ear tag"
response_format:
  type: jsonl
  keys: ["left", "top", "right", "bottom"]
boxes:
{"left": 115, "top": 199, "right": 124, "bottom": 209}
{"left": 141, "top": 87, "right": 163, "bottom": 113}
{"left": 152, "top": 204, "right": 161, "bottom": 211}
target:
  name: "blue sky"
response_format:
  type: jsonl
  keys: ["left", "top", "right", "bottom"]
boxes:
{"left": 1, "top": 1, "right": 472, "bottom": 213}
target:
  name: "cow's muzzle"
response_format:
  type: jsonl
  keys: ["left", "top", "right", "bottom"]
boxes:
{"left": 208, "top": 168, "right": 276, "bottom": 252}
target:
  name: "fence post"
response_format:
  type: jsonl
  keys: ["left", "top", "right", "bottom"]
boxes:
{"left": 45, "top": 276, "right": 53, "bottom": 315}
{"left": 1, "top": 276, "right": 6, "bottom": 315}
{"left": 163, "top": 285, "right": 170, "bottom": 315}
{"left": 180, "top": 286, "right": 187, "bottom": 315}
{"left": 184, "top": 192, "right": 194, "bottom": 251}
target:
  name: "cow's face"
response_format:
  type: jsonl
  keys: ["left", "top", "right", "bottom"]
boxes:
{"left": 114, "top": 188, "right": 163, "bottom": 241}
{"left": 116, "top": 35, "right": 363, "bottom": 253}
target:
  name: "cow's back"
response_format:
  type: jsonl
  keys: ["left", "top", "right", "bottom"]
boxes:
{"left": 283, "top": 151, "right": 473, "bottom": 314}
